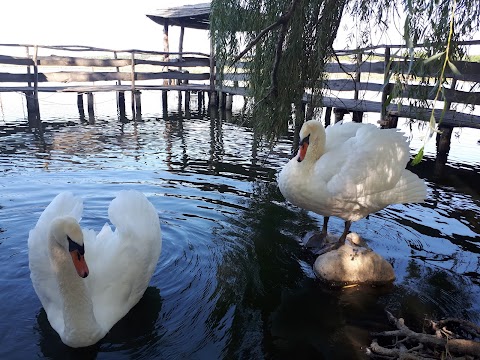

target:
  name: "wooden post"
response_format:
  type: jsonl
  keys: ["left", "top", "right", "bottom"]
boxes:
{"left": 32, "top": 45, "right": 42, "bottom": 133}
{"left": 198, "top": 91, "right": 203, "bottom": 113}
{"left": 87, "top": 92, "right": 94, "bottom": 122}
{"left": 324, "top": 107, "right": 332, "bottom": 127}
{"left": 134, "top": 90, "right": 142, "bottom": 119}
{"left": 334, "top": 108, "right": 348, "bottom": 123}
{"left": 113, "top": 51, "right": 126, "bottom": 121}
{"left": 179, "top": 26, "right": 185, "bottom": 71}
{"left": 434, "top": 78, "right": 457, "bottom": 171}
{"left": 25, "top": 46, "right": 32, "bottom": 88}
{"left": 380, "top": 113, "right": 398, "bottom": 129}
{"left": 352, "top": 52, "right": 363, "bottom": 122}
{"left": 225, "top": 94, "right": 233, "bottom": 111}
{"left": 209, "top": 33, "right": 217, "bottom": 107}
{"left": 305, "top": 102, "right": 314, "bottom": 120}
{"left": 381, "top": 47, "right": 391, "bottom": 121}
{"left": 117, "top": 92, "right": 126, "bottom": 121}
{"left": 163, "top": 20, "right": 170, "bottom": 86}
{"left": 218, "top": 91, "right": 226, "bottom": 109}
{"left": 130, "top": 52, "right": 136, "bottom": 118}
{"left": 24, "top": 91, "right": 37, "bottom": 128}
{"left": 77, "top": 93, "right": 85, "bottom": 120}
{"left": 435, "top": 124, "right": 453, "bottom": 176}
{"left": 162, "top": 90, "right": 168, "bottom": 115}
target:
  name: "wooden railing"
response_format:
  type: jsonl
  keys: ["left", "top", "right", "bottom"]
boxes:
{"left": 0, "top": 44, "right": 212, "bottom": 91}
{"left": 221, "top": 41, "right": 480, "bottom": 129}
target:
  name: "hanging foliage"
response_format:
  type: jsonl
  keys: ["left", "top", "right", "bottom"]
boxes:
{"left": 211, "top": 0, "right": 480, "bottom": 142}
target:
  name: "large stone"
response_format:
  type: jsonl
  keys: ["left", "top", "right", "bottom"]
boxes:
{"left": 313, "top": 233, "right": 395, "bottom": 286}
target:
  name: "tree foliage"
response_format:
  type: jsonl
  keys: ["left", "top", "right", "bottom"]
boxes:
{"left": 211, "top": 0, "right": 480, "bottom": 142}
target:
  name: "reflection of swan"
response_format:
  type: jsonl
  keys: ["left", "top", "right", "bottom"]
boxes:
{"left": 28, "top": 190, "right": 162, "bottom": 348}
{"left": 278, "top": 120, "right": 427, "bottom": 245}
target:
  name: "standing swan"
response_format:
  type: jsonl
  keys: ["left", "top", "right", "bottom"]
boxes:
{"left": 28, "top": 190, "right": 162, "bottom": 348}
{"left": 278, "top": 120, "right": 427, "bottom": 246}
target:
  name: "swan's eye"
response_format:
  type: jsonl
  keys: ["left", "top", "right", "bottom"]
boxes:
{"left": 300, "top": 134, "right": 310, "bottom": 145}
{"left": 67, "top": 236, "right": 85, "bottom": 255}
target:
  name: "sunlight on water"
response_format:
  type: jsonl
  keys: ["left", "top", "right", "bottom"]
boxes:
{"left": 0, "top": 98, "right": 479, "bottom": 358}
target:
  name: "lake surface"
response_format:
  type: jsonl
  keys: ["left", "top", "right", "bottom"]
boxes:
{"left": 1, "top": 91, "right": 479, "bottom": 359}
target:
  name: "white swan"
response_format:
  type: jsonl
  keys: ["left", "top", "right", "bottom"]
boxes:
{"left": 28, "top": 190, "right": 162, "bottom": 348}
{"left": 278, "top": 120, "right": 427, "bottom": 245}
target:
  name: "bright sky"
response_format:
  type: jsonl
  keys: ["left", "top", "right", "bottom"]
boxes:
{"left": 0, "top": 0, "right": 210, "bottom": 53}
{"left": 0, "top": 1, "right": 476, "bottom": 55}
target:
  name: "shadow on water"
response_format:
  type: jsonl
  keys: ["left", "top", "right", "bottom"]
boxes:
{"left": 35, "top": 287, "right": 163, "bottom": 360}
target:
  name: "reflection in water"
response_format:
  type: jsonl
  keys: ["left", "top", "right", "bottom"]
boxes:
{"left": 0, "top": 106, "right": 479, "bottom": 359}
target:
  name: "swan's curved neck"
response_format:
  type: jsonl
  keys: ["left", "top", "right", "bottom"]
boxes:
{"left": 303, "top": 128, "right": 326, "bottom": 164}
{"left": 49, "top": 226, "right": 103, "bottom": 346}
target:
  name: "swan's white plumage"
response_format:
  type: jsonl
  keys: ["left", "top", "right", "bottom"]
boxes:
{"left": 28, "top": 190, "right": 162, "bottom": 347}
{"left": 278, "top": 120, "right": 427, "bottom": 223}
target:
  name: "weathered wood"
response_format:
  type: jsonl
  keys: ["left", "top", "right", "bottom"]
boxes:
{"left": 163, "top": 20, "right": 170, "bottom": 86}
{"left": 324, "top": 107, "right": 332, "bottom": 127}
{"left": 0, "top": 71, "right": 210, "bottom": 83}
{"left": 87, "top": 92, "right": 94, "bottom": 118}
{"left": 0, "top": 54, "right": 210, "bottom": 68}
{"left": 117, "top": 91, "right": 126, "bottom": 120}
{"left": 134, "top": 90, "right": 142, "bottom": 119}
{"left": 131, "top": 53, "right": 136, "bottom": 117}
{"left": 32, "top": 46, "right": 41, "bottom": 131}
{"left": 209, "top": 35, "right": 217, "bottom": 107}
{"left": 333, "top": 108, "right": 349, "bottom": 123}
{"left": 77, "top": 93, "right": 85, "bottom": 119}
{"left": 381, "top": 47, "right": 391, "bottom": 121}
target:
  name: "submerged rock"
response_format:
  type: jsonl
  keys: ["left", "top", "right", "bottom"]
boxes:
{"left": 312, "top": 233, "right": 395, "bottom": 286}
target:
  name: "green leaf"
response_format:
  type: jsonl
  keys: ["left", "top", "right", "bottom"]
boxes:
{"left": 447, "top": 61, "right": 462, "bottom": 76}
{"left": 411, "top": 147, "right": 424, "bottom": 166}
{"left": 423, "top": 51, "right": 445, "bottom": 64}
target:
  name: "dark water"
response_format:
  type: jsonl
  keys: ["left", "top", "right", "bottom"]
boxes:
{"left": 0, "top": 93, "right": 479, "bottom": 359}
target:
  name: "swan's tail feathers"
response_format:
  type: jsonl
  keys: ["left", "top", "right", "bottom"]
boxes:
{"left": 108, "top": 190, "right": 162, "bottom": 244}
{"left": 390, "top": 170, "right": 428, "bottom": 204}
{"left": 37, "top": 192, "right": 83, "bottom": 226}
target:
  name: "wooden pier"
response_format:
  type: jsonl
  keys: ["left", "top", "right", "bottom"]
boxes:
{"left": 1, "top": 1, "right": 480, "bottom": 168}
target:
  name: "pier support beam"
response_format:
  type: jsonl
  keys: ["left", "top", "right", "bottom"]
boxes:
{"left": 162, "top": 90, "right": 168, "bottom": 115}
{"left": 352, "top": 111, "right": 364, "bottom": 123}
{"left": 334, "top": 108, "right": 349, "bottom": 123}
{"left": 435, "top": 124, "right": 453, "bottom": 176}
{"left": 380, "top": 113, "right": 399, "bottom": 129}
{"left": 134, "top": 90, "right": 142, "bottom": 120}
{"left": 87, "top": 92, "right": 95, "bottom": 123}
{"left": 24, "top": 91, "right": 40, "bottom": 129}
{"left": 117, "top": 91, "right": 126, "bottom": 121}
{"left": 324, "top": 107, "right": 332, "bottom": 127}
{"left": 77, "top": 93, "right": 85, "bottom": 121}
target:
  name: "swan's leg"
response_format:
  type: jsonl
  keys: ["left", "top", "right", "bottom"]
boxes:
{"left": 338, "top": 220, "right": 352, "bottom": 243}
{"left": 321, "top": 216, "right": 330, "bottom": 238}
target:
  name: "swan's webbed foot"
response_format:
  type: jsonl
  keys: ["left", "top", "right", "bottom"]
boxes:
{"left": 304, "top": 231, "right": 327, "bottom": 248}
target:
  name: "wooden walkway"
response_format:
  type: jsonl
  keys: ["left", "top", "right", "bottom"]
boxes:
{"left": 1, "top": 42, "right": 480, "bottom": 131}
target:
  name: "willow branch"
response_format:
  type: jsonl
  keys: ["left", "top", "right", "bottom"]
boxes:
{"left": 231, "top": 0, "right": 300, "bottom": 65}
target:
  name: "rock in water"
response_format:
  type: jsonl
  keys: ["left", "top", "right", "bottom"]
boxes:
{"left": 313, "top": 233, "right": 395, "bottom": 286}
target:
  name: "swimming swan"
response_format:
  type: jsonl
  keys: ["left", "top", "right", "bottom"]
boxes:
{"left": 278, "top": 120, "right": 427, "bottom": 246}
{"left": 28, "top": 190, "right": 162, "bottom": 348}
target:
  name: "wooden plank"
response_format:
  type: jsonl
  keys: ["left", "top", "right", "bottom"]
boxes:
{"left": 0, "top": 54, "right": 210, "bottom": 68}
{"left": 0, "top": 71, "right": 210, "bottom": 83}
{"left": 308, "top": 95, "right": 480, "bottom": 129}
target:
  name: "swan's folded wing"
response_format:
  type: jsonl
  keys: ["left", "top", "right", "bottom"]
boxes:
{"left": 85, "top": 191, "right": 162, "bottom": 331}
{"left": 320, "top": 127, "right": 411, "bottom": 199}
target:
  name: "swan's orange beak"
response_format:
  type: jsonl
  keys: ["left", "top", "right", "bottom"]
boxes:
{"left": 68, "top": 237, "right": 89, "bottom": 278}
{"left": 297, "top": 134, "right": 310, "bottom": 162}
{"left": 70, "top": 250, "right": 89, "bottom": 278}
